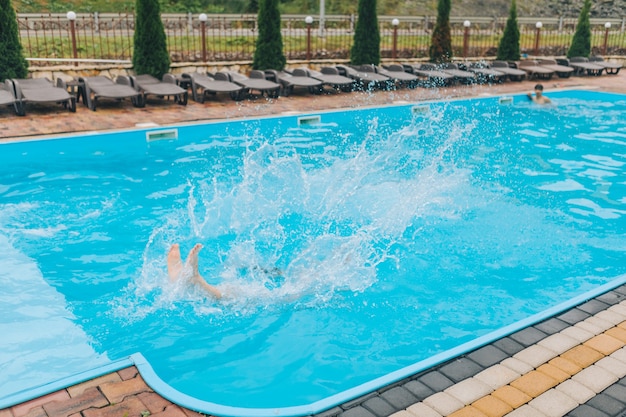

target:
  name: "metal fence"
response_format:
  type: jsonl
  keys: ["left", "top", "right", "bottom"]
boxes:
{"left": 17, "top": 13, "right": 626, "bottom": 66}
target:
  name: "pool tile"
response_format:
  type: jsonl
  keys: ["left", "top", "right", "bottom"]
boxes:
{"left": 537, "top": 333, "right": 579, "bottom": 354}
{"left": 574, "top": 320, "right": 606, "bottom": 335}
{"left": 491, "top": 337, "right": 524, "bottom": 355}
{"left": 379, "top": 386, "right": 418, "bottom": 409}
{"left": 560, "top": 345, "right": 604, "bottom": 368}
{"left": 362, "top": 396, "right": 396, "bottom": 416}
{"left": 572, "top": 365, "right": 619, "bottom": 392}
{"left": 11, "top": 391, "right": 71, "bottom": 417}
{"left": 585, "top": 393, "right": 626, "bottom": 415}
{"left": 422, "top": 392, "right": 464, "bottom": 415}
{"left": 504, "top": 404, "right": 547, "bottom": 417}
{"left": 443, "top": 378, "right": 493, "bottom": 405}
{"left": 137, "top": 392, "right": 174, "bottom": 414}
{"left": 509, "top": 327, "right": 548, "bottom": 347}
{"left": 561, "top": 325, "right": 594, "bottom": 342}
{"left": 583, "top": 333, "right": 624, "bottom": 355}
{"left": 0, "top": 410, "right": 13, "bottom": 417}
{"left": 584, "top": 316, "right": 615, "bottom": 332}
{"left": 528, "top": 389, "right": 578, "bottom": 417}
{"left": 67, "top": 373, "right": 122, "bottom": 398}
{"left": 340, "top": 406, "right": 377, "bottom": 417}
{"left": 471, "top": 395, "right": 513, "bottom": 417}
{"left": 512, "top": 345, "right": 557, "bottom": 368}
{"left": 567, "top": 404, "right": 612, "bottom": 417}
{"left": 533, "top": 318, "right": 570, "bottom": 335}
{"left": 596, "top": 309, "right": 626, "bottom": 324}
{"left": 605, "top": 326, "right": 626, "bottom": 343}
{"left": 602, "top": 383, "right": 626, "bottom": 402}
{"left": 315, "top": 406, "right": 343, "bottom": 417}
{"left": 447, "top": 406, "right": 488, "bottom": 417}
{"left": 491, "top": 385, "right": 532, "bottom": 408}
{"left": 610, "top": 346, "right": 626, "bottom": 362}
{"left": 117, "top": 366, "right": 139, "bottom": 381}
{"left": 42, "top": 387, "right": 109, "bottom": 417}
{"left": 403, "top": 380, "right": 435, "bottom": 401}
{"left": 439, "top": 358, "right": 483, "bottom": 383}
{"left": 597, "top": 291, "right": 626, "bottom": 305}
{"left": 389, "top": 411, "right": 417, "bottom": 417}
{"left": 578, "top": 299, "right": 611, "bottom": 315}
{"left": 509, "top": 371, "right": 558, "bottom": 398}
{"left": 82, "top": 396, "right": 147, "bottom": 417}
{"left": 547, "top": 356, "right": 583, "bottom": 376}
{"left": 535, "top": 363, "right": 570, "bottom": 383}
{"left": 499, "top": 358, "right": 533, "bottom": 375}
{"left": 595, "top": 356, "right": 626, "bottom": 378}
{"left": 608, "top": 303, "right": 626, "bottom": 316}
{"left": 405, "top": 403, "right": 443, "bottom": 417}
{"left": 99, "top": 375, "right": 151, "bottom": 404}
{"left": 418, "top": 371, "right": 455, "bottom": 392}
{"left": 466, "top": 346, "right": 508, "bottom": 368}
{"left": 557, "top": 308, "right": 591, "bottom": 325}
{"left": 473, "top": 364, "right": 520, "bottom": 389}
{"left": 554, "top": 379, "right": 596, "bottom": 404}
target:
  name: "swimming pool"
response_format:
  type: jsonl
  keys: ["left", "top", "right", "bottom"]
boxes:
{"left": 2, "top": 90, "right": 626, "bottom": 416}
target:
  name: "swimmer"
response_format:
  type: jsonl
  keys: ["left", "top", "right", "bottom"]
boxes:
{"left": 527, "top": 83, "right": 551, "bottom": 105}
{"left": 167, "top": 243, "right": 222, "bottom": 299}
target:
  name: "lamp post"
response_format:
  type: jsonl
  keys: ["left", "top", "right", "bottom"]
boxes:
{"left": 534, "top": 21, "right": 542, "bottom": 56}
{"left": 199, "top": 13, "right": 207, "bottom": 62}
{"left": 463, "top": 20, "right": 471, "bottom": 58}
{"left": 392, "top": 18, "right": 399, "bottom": 60}
{"left": 67, "top": 11, "right": 78, "bottom": 67}
{"left": 603, "top": 22, "right": 611, "bottom": 55}
{"left": 305, "top": 16, "right": 313, "bottom": 61}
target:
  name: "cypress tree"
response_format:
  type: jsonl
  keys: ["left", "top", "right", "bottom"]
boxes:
{"left": 350, "top": 0, "right": 380, "bottom": 65}
{"left": 0, "top": 0, "right": 28, "bottom": 81}
{"left": 429, "top": 0, "right": 452, "bottom": 63}
{"left": 252, "top": 0, "right": 286, "bottom": 70}
{"left": 496, "top": 0, "right": 520, "bottom": 61}
{"left": 132, "top": 0, "right": 170, "bottom": 79}
{"left": 567, "top": 0, "right": 592, "bottom": 58}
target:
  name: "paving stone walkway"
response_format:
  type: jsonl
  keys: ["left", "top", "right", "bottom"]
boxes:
{"left": 2, "top": 69, "right": 626, "bottom": 417}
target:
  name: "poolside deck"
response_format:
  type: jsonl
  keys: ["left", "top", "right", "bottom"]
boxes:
{"left": 2, "top": 70, "right": 626, "bottom": 417}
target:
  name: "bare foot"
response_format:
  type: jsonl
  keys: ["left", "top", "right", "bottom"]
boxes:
{"left": 186, "top": 243, "right": 203, "bottom": 277}
{"left": 167, "top": 244, "right": 183, "bottom": 281}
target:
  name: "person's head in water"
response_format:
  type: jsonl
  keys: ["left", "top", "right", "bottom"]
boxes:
{"left": 528, "top": 83, "right": 551, "bottom": 104}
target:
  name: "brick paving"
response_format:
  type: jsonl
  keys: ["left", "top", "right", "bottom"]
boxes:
{"left": 2, "top": 68, "right": 626, "bottom": 417}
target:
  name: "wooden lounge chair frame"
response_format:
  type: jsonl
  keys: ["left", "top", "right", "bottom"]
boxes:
{"left": 264, "top": 69, "right": 324, "bottom": 96}
{"left": 130, "top": 74, "right": 188, "bottom": 105}
{"left": 181, "top": 72, "right": 244, "bottom": 103}
{"left": 491, "top": 61, "right": 526, "bottom": 81}
{"left": 226, "top": 70, "right": 281, "bottom": 99}
{"left": 536, "top": 59, "right": 574, "bottom": 78}
{"left": 309, "top": 67, "right": 356, "bottom": 92}
{"left": 12, "top": 77, "right": 76, "bottom": 115}
{"left": 79, "top": 76, "right": 145, "bottom": 111}
{"left": 367, "top": 64, "right": 419, "bottom": 89}
{"left": 517, "top": 60, "right": 555, "bottom": 80}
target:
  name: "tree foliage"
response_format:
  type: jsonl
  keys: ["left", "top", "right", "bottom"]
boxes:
{"left": 429, "top": 0, "right": 452, "bottom": 63}
{"left": 496, "top": 0, "right": 520, "bottom": 61}
{"left": 350, "top": 0, "right": 380, "bottom": 65}
{"left": 133, "top": 0, "right": 170, "bottom": 78}
{"left": 0, "top": 0, "right": 28, "bottom": 81}
{"left": 567, "top": 0, "right": 592, "bottom": 58}
{"left": 252, "top": 0, "right": 286, "bottom": 70}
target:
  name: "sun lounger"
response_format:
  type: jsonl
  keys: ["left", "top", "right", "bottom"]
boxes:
{"left": 466, "top": 62, "right": 506, "bottom": 84}
{"left": 369, "top": 64, "right": 419, "bottom": 88}
{"left": 403, "top": 63, "right": 455, "bottom": 87}
{"left": 309, "top": 67, "right": 356, "bottom": 92}
{"left": 335, "top": 65, "right": 392, "bottom": 91}
{"left": 559, "top": 57, "right": 604, "bottom": 76}
{"left": 491, "top": 61, "right": 526, "bottom": 81}
{"left": 225, "top": 70, "right": 281, "bottom": 98}
{"left": 79, "top": 76, "right": 144, "bottom": 111}
{"left": 264, "top": 69, "right": 323, "bottom": 96}
{"left": 439, "top": 63, "right": 476, "bottom": 84}
{"left": 536, "top": 59, "right": 574, "bottom": 78}
{"left": 130, "top": 74, "right": 188, "bottom": 105}
{"left": 517, "top": 60, "right": 555, "bottom": 80}
{"left": 589, "top": 56, "right": 622, "bottom": 75}
{"left": 0, "top": 80, "right": 23, "bottom": 116}
{"left": 12, "top": 77, "right": 76, "bottom": 114}
{"left": 181, "top": 72, "right": 243, "bottom": 103}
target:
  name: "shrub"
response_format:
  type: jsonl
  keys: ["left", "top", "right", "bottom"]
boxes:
{"left": 429, "top": 0, "right": 452, "bottom": 63}
{"left": 496, "top": 0, "right": 521, "bottom": 61}
{"left": 132, "top": 0, "right": 170, "bottom": 79}
{"left": 350, "top": 0, "right": 380, "bottom": 65}
{"left": 0, "top": 0, "right": 28, "bottom": 81}
{"left": 252, "top": 0, "right": 286, "bottom": 70}
{"left": 567, "top": 0, "right": 592, "bottom": 58}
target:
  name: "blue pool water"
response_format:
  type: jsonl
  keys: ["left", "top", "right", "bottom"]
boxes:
{"left": 2, "top": 90, "right": 626, "bottom": 415}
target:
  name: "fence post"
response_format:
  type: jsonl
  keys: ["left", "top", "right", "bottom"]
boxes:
{"left": 392, "top": 18, "right": 399, "bottom": 59}
{"left": 463, "top": 20, "right": 470, "bottom": 58}
{"left": 199, "top": 13, "right": 207, "bottom": 62}
{"left": 604, "top": 22, "right": 611, "bottom": 55}
{"left": 67, "top": 11, "right": 78, "bottom": 66}
{"left": 534, "top": 21, "right": 542, "bottom": 56}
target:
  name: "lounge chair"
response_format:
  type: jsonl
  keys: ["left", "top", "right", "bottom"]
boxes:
{"left": 181, "top": 72, "right": 244, "bottom": 103}
{"left": 335, "top": 65, "right": 393, "bottom": 91}
{"left": 491, "top": 61, "right": 526, "bottom": 81}
{"left": 79, "top": 76, "right": 144, "bottom": 111}
{"left": 130, "top": 74, "right": 188, "bottom": 105}
{"left": 589, "top": 56, "right": 622, "bottom": 75}
{"left": 12, "top": 78, "right": 76, "bottom": 114}
{"left": 403, "top": 63, "right": 455, "bottom": 87}
{"left": 558, "top": 57, "right": 604, "bottom": 76}
{"left": 309, "top": 67, "right": 356, "bottom": 92}
{"left": 370, "top": 64, "right": 419, "bottom": 88}
{"left": 466, "top": 62, "right": 507, "bottom": 84}
{"left": 225, "top": 70, "right": 281, "bottom": 98}
{"left": 0, "top": 80, "right": 23, "bottom": 116}
{"left": 536, "top": 59, "right": 574, "bottom": 78}
{"left": 439, "top": 63, "right": 476, "bottom": 84}
{"left": 264, "top": 69, "right": 323, "bottom": 96}
{"left": 517, "top": 60, "right": 555, "bottom": 80}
